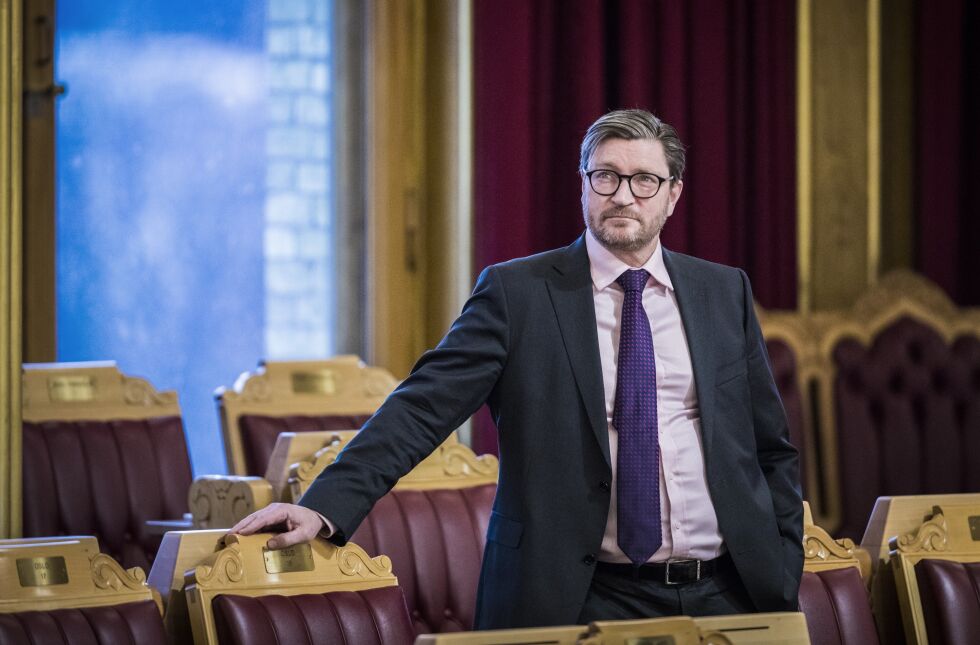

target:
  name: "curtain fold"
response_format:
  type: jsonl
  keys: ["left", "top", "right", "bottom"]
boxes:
{"left": 472, "top": 0, "right": 797, "bottom": 454}
{"left": 1, "top": 0, "right": 24, "bottom": 538}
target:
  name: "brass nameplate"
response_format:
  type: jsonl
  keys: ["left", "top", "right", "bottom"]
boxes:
{"left": 626, "top": 638, "right": 675, "bottom": 645}
{"left": 49, "top": 376, "right": 96, "bottom": 402}
{"left": 291, "top": 370, "right": 336, "bottom": 395}
{"left": 970, "top": 515, "right": 980, "bottom": 541}
{"left": 16, "top": 556, "right": 69, "bottom": 587}
{"left": 263, "top": 544, "right": 314, "bottom": 574}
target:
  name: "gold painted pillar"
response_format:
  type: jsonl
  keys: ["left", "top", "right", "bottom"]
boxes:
{"left": 366, "top": 0, "right": 471, "bottom": 377}
{"left": 0, "top": 0, "right": 24, "bottom": 538}
{"left": 797, "top": 0, "right": 881, "bottom": 311}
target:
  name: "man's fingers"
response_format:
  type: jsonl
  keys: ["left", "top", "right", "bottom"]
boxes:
{"left": 266, "top": 524, "right": 317, "bottom": 550}
{"left": 229, "top": 504, "right": 288, "bottom": 535}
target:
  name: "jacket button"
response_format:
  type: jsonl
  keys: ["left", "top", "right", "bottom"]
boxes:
{"left": 598, "top": 480, "right": 610, "bottom": 491}
{"left": 583, "top": 554, "right": 596, "bottom": 565}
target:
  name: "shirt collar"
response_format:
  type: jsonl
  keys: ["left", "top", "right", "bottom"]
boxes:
{"left": 585, "top": 229, "right": 674, "bottom": 292}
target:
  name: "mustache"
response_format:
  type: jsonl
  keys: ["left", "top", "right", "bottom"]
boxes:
{"left": 600, "top": 207, "right": 641, "bottom": 222}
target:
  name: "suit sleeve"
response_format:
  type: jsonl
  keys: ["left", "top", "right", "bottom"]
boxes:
{"left": 739, "top": 269, "right": 804, "bottom": 605}
{"left": 298, "top": 265, "right": 510, "bottom": 543}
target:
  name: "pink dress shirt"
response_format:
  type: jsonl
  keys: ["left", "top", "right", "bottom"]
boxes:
{"left": 586, "top": 231, "right": 725, "bottom": 564}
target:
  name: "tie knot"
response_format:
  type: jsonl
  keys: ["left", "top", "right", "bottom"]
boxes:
{"left": 616, "top": 269, "right": 650, "bottom": 293}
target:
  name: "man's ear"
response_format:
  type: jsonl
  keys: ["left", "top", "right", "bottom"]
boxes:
{"left": 667, "top": 179, "right": 684, "bottom": 214}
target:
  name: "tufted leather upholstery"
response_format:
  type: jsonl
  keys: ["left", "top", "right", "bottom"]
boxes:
{"left": 239, "top": 414, "right": 373, "bottom": 476}
{"left": 766, "top": 339, "right": 808, "bottom": 497}
{"left": 798, "top": 567, "right": 879, "bottom": 645}
{"left": 213, "top": 586, "right": 415, "bottom": 645}
{"left": 0, "top": 600, "right": 167, "bottom": 645}
{"left": 915, "top": 558, "right": 980, "bottom": 644}
{"left": 832, "top": 317, "right": 980, "bottom": 538}
{"left": 350, "top": 484, "right": 496, "bottom": 634}
{"left": 22, "top": 416, "right": 192, "bottom": 570}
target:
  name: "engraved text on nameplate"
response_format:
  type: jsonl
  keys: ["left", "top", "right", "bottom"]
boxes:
{"left": 49, "top": 376, "right": 96, "bottom": 402}
{"left": 16, "top": 557, "right": 69, "bottom": 587}
{"left": 970, "top": 515, "right": 980, "bottom": 541}
{"left": 625, "top": 637, "right": 676, "bottom": 645}
{"left": 291, "top": 370, "right": 336, "bottom": 395}
{"left": 263, "top": 544, "right": 315, "bottom": 574}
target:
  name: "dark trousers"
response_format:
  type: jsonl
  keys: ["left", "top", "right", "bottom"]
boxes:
{"left": 577, "top": 555, "right": 756, "bottom": 623}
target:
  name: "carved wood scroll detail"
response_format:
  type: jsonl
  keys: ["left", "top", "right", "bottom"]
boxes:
{"left": 194, "top": 548, "right": 246, "bottom": 588}
{"left": 336, "top": 544, "right": 393, "bottom": 578}
{"left": 891, "top": 507, "right": 949, "bottom": 554}
{"left": 91, "top": 553, "right": 147, "bottom": 591}
{"left": 803, "top": 524, "right": 857, "bottom": 562}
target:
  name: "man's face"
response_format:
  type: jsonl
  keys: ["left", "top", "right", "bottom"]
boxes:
{"left": 581, "top": 138, "right": 683, "bottom": 255}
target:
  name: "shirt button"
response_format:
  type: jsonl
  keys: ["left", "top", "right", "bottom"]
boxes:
{"left": 598, "top": 481, "right": 610, "bottom": 491}
{"left": 583, "top": 554, "right": 596, "bottom": 565}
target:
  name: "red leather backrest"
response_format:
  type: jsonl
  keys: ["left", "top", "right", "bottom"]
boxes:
{"left": 350, "top": 484, "right": 495, "bottom": 634}
{"left": 213, "top": 586, "right": 414, "bottom": 645}
{"left": 832, "top": 317, "right": 980, "bottom": 539}
{"left": 915, "top": 558, "right": 980, "bottom": 644}
{"left": 238, "top": 414, "right": 373, "bottom": 476}
{"left": 0, "top": 600, "right": 166, "bottom": 645}
{"left": 22, "top": 417, "right": 192, "bottom": 570}
{"left": 798, "top": 568, "right": 879, "bottom": 645}
{"left": 766, "top": 339, "right": 808, "bottom": 497}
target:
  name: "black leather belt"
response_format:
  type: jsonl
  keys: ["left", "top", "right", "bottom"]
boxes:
{"left": 595, "top": 552, "right": 732, "bottom": 585}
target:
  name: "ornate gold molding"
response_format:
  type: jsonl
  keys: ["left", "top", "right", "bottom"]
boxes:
{"left": 192, "top": 547, "right": 246, "bottom": 588}
{"left": 188, "top": 476, "right": 273, "bottom": 529}
{"left": 804, "top": 524, "right": 857, "bottom": 562}
{"left": 337, "top": 545, "right": 393, "bottom": 578}
{"left": 890, "top": 508, "right": 949, "bottom": 554}
{"left": 90, "top": 553, "right": 147, "bottom": 591}
{"left": 122, "top": 375, "right": 178, "bottom": 407}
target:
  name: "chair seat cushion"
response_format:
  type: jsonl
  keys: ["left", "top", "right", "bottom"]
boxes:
{"left": 0, "top": 600, "right": 166, "bottom": 645}
{"left": 213, "top": 586, "right": 414, "bottom": 645}
{"left": 916, "top": 558, "right": 980, "bottom": 645}
{"left": 798, "top": 567, "right": 879, "bottom": 645}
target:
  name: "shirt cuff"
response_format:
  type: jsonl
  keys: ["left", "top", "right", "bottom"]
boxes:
{"left": 316, "top": 512, "right": 337, "bottom": 539}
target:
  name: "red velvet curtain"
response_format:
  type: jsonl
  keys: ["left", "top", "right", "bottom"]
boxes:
{"left": 472, "top": 0, "right": 797, "bottom": 454}
{"left": 916, "top": 0, "right": 980, "bottom": 306}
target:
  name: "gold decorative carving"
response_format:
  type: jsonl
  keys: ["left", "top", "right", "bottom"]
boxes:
{"left": 803, "top": 524, "right": 856, "bottom": 562}
{"left": 91, "top": 553, "right": 147, "bottom": 591}
{"left": 193, "top": 547, "right": 245, "bottom": 588}
{"left": 294, "top": 441, "right": 344, "bottom": 483}
{"left": 189, "top": 476, "right": 271, "bottom": 529}
{"left": 890, "top": 508, "right": 949, "bottom": 554}
{"left": 441, "top": 443, "right": 498, "bottom": 478}
{"left": 122, "top": 376, "right": 177, "bottom": 407}
{"left": 336, "top": 544, "right": 393, "bottom": 578}
{"left": 238, "top": 372, "right": 272, "bottom": 402}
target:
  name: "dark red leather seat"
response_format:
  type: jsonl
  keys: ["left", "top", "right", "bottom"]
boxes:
{"left": 22, "top": 416, "right": 192, "bottom": 570}
{"left": 832, "top": 317, "right": 980, "bottom": 539}
{"left": 798, "top": 567, "right": 879, "bottom": 645}
{"left": 915, "top": 558, "right": 980, "bottom": 644}
{"left": 212, "top": 586, "right": 415, "bottom": 645}
{"left": 0, "top": 599, "right": 167, "bottom": 645}
{"left": 350, "top": 484, "right": 496, "bottom": 634}
{"left": 239, "top": 413, "right": 372, "bottom": 476}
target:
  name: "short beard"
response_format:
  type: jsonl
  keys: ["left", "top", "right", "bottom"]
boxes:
{"left": 584, "top": 205, "right": 665, "bottom": 253}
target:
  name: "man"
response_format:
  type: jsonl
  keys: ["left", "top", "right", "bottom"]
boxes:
{"left": 232, "top": 109, "right": 803, "bottom": 630}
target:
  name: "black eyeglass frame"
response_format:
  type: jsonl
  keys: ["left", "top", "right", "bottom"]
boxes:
{"left": 584, "top": 169, "right": 675, "bottom": 199}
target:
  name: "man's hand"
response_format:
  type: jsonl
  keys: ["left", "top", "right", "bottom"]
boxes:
{"left": 228, "top": 502, "right": 325, "bottom": 550}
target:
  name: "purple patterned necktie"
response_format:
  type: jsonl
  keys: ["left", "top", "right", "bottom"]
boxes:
{"left": 613, "top": 268, "right": 663, "bottom": 565}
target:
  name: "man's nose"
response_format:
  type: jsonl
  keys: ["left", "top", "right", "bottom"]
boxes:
{"left": 611, "top": 178, "right": 635, "bottom": 206}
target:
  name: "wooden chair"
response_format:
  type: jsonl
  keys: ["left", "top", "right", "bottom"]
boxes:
{"left": 216, "top": 356, "right": 398, "bottom": 476}
{"left": 694, "top": 612, "right": 811, "bottom": 644}
{"left": 860, "top": 492, "right": 980, "bottom": 645}
{"left": 288, "top": 432, "right": 498, "bottom": 634}
{"left": 798, "top": 502, "right": 878, "bottom": 645}
{"left": 889, "top": 502, "right": 980, "bottom": 645}
{"left": 0, "top": 536, "right": 166, "bottom": 643}
{"left": 414, "top": 625, "right": 586, "bottom": 644}
{"left": 184, "top": 533, "right": 414, "bottom": 645}
{"left": 22, "top": 362, "right": 193, "bottom": 570}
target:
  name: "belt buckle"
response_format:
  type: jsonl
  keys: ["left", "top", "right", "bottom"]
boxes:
{"left": 664, "top": 559, "right": 700, "bottom": 585}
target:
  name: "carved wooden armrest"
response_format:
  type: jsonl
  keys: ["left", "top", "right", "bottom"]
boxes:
{"left": 188, "top": 476, "right": 275, "bottom": 529}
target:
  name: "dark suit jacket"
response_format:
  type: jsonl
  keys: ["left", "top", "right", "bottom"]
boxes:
{"left": 299, "top": 235, "right": 804, "bottom": 629}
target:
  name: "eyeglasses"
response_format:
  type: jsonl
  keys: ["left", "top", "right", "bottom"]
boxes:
{"left": 584, "top": 169, "right": 674, "bottom": 199}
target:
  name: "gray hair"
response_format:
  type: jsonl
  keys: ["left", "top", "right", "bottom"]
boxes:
{"left": 579, "top": 109, "right": 687, "bottom": 181}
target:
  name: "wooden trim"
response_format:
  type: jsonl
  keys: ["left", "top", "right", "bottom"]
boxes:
{"left": 796, "top": 0, "right": 812, "bottom": 313}
{"left": 0, "top": 0, "right": 24, "bottom": 539}
{"left": 867, "top": 0, "right": 881, "bottom": 287}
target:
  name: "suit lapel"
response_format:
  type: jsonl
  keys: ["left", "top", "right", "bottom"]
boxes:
{"left": 662, "top": 248, "right": 716, "bottom": 456}
{"left": 545, "top": 236, "right": 611, "bottom": 467}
